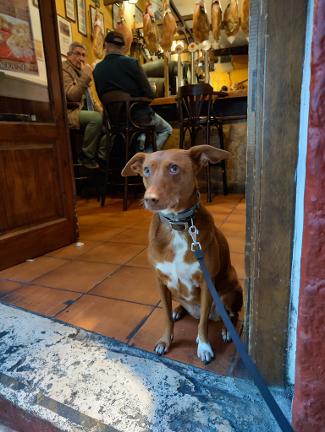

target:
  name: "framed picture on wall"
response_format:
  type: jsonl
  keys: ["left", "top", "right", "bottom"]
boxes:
{"left": 65, "top": 0, "right": 76, "bottom": 22}
{"left": 152, "top": 0, "right": 163, "bottom": 21}
{"left": 134, "top": 5, "right": 144, "bottom": 28}
{"left": 90, "top": 5, "right": 105, "bottom": 36}
{"left": 112, "top": 4, "right": 119, "bottom": 27}
{"left": 57, "top": 15, "right": 72, "bottom": 56}
{"left": 113, "top": 4, "right": 142, "bottom": 28}
{"left": 76, "top": 0, "right": 87, "bottom": 36}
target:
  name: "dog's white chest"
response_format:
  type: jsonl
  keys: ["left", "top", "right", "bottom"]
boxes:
{"left": 155, "top": 231, "right": 200, "bottom": 299}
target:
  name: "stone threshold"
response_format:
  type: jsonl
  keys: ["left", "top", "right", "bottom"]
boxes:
{"left": 0, "top": 303, "right": 292, "bottom": 432}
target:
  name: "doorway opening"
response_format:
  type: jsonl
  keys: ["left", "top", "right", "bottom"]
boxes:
{"left": 0, "top": 0, "right": 308, "bottom": 386}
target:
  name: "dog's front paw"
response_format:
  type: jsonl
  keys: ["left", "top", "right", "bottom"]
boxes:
{"left": 172, "top": 305, "right": 187, "bottom": 321}
{"left": 154, "top": 335, "right": 173, "bottom": 356}
{"left": 196, "top": 336, "right": 214, "bottom": 364}
{"left": 154, "top": 341, "right": 169, "bottom": 355}
{"left": 222, "top": 328, "right": 232, "bottom": 343}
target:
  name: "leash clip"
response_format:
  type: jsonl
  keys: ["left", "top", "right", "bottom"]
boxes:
{"left": 188, "top": 219, "right": 202, "bottom": 251}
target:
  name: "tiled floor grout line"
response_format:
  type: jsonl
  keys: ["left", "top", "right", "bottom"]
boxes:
{"left": 40, "top": 260, "right": 133, "bottom": 303}
{"left": 53, "top": 292, "right": 85, "bottom": 318}
{"left": 0, "top": 258, "right": 70, "bottom": 286}
{"left": 81, "top": 291, "right": 160, "bottom": 309}
{"left": 0, "top": 282, "right": 32, "bottom": 300}
{"left": 0, "top": 278, "right": 31, "bottom": 286}
{"left": 219, "top": 204, "right": 245, "bottom": 227}
{"left": 123, "top": 247, "right": 148, "bottom": 266}
{"left": 46, "top": 240, "right": 106, "bottom": 258}
{"left": 78, "top": 224, "right": 148, "bottom": 242}
{"left": 0, "top": 259, "right": 153, "bottom": 305}
{"left": 126, "top": 301, "right": 161, "bottom": 343}
{"left": 43, "top": 254, "right": 148, "bottom": 267}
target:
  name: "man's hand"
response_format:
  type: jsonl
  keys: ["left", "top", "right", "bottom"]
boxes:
{"left": 81, "top": 63, "right": 93, "bottom": 78}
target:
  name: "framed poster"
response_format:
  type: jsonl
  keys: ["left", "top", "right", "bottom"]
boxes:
{"left": 90, "top": 5, "right": 104, "bottom": 35}
{"left": 112, "top": 4, "right": 120, "bottom": 27}
{"left": 76, "top": 0, "right": 87, "bottom": 36}
{"left": 134, "top": 5, "right": 144, "bottom": 28}
{"left": 57, "top": 15, "right": 72, "bottom": 56}
{"left": 0, "top": 0, "right": 38, "bottom": 75}
{"left": 138, "top": 0, "right": 162, "bottom": 23}
{"left": 65, "top": 0, "right": 76, "bottom": 22}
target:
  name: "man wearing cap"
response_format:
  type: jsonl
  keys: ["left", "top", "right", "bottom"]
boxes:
{"left": 63, "top": 42, "right": 106, "bottom": 169}
{"left": 93, "top": 31, "right": 172, "bottom": 151}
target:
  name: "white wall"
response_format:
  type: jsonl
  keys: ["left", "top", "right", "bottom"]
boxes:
{"left": 287, "top": 0, "right": 314, "bottom": 385}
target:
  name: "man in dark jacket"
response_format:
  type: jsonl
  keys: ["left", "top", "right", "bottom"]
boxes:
{"left": 93, "top": 31, "right": 172, "bottom": 151}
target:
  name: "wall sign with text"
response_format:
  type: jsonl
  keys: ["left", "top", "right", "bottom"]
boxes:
{"left": 0, "top": 0, "right": 38, "bottom": 75}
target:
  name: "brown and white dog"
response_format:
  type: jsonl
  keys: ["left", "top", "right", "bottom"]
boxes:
{"left": 121, "top": 145, "right": 243, "bottom": 363}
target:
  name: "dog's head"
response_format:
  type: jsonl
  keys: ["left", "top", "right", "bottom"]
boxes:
{"left": 121, "top": 145, "right": 229, "bottom": 213}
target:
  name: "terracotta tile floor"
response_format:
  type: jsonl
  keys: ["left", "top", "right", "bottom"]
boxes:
{"left": 0, "top": 194, "right": 246, "bottom": 377}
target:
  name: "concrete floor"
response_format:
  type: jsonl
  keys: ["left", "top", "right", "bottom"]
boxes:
{"left": 0, "top": 303, "right": 292, "bottom": 432}
{"left": 0, "top": 425, "right": 17, "bottom": 432}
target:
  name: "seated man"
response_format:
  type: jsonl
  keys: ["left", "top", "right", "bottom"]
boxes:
{"left": 93, "top": 31, "right": 172, "bottom": 151}
{"left": 62, "top": 42, "right": 106, "bottom": 169}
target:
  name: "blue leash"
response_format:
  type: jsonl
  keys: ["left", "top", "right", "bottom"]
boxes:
{"left": 192, "top": 246, "right": 294, "bottom": 432}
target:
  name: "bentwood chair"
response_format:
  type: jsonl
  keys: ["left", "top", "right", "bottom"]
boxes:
{"left": 177, "top": 83, "right": 228, "bottom": 202}
{"left": 100, "top": 91, "right": 156, "bottom": 210}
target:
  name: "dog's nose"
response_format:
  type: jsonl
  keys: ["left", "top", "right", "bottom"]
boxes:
{"left": 144, "top": 189, "right": 159, "bottom": 208}
{"left": 144, "top": 196, "right": 159, "bottom": 207}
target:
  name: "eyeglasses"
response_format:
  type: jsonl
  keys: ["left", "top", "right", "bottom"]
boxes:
{"left": 71, "top": 51, "right": 86, "bottom": 57}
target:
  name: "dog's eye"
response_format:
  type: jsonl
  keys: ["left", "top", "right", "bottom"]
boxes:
{"left": 143, "top": 166, "right": 151, "bottom": 177}
{"left": 169, "top": 164, "right": 179, "bottom": 175}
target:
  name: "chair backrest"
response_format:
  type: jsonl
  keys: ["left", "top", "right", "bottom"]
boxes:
{"left": 101, "top": 91, "right": 131, "bottom": 131}
{"left": 178, "top": 83, "right": 214, "bottom": 123}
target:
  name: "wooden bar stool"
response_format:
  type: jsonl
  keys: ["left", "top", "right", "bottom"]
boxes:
{"left": 69, "top": 128, "right": 100, "bottom": 198}
{"left": 177, "top": 83, "right": 228, "bottom": 202}
{"left": 100, "top": 91, "right": 157, "bottom": 210}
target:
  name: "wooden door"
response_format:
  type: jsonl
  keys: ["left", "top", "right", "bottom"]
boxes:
{"left": 0, "top": 1, "right": 77, "bottom": 270}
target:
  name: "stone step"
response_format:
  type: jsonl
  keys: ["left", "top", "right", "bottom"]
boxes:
{"left": 0, "top": 424, "right": 18, "bottom": 432}
{"left": 0, "top": 304, "right": 292, "bottom": 432}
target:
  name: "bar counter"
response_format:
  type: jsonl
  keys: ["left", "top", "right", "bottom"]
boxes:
{"left": 150, "top": 90, "right": 247, "bottom": 106}
{"left": 150, "top": 90, "right": 248, "bottom": 124}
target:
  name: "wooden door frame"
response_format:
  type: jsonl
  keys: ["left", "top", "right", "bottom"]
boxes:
{"left": 245, "top": 0, "right": 308, "bottom": 384}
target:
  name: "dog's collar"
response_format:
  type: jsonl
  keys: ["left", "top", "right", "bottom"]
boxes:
{"left": 158, "top": 201, "right": 200, "bottom": 231}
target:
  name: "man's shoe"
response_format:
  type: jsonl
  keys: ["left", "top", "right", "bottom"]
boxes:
{"left": 97, "top": 158, "right": 107, "bottom": 170}
{"left": 78, "top": 154, "right": 99, "bottom": 169}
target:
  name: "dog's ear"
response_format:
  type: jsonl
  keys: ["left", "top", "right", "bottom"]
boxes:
{"left": 121, "top": 152, "right": 146, "bottom": 177}
{"left": 189, "top": 145, "right": 230, "bottom": 169}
